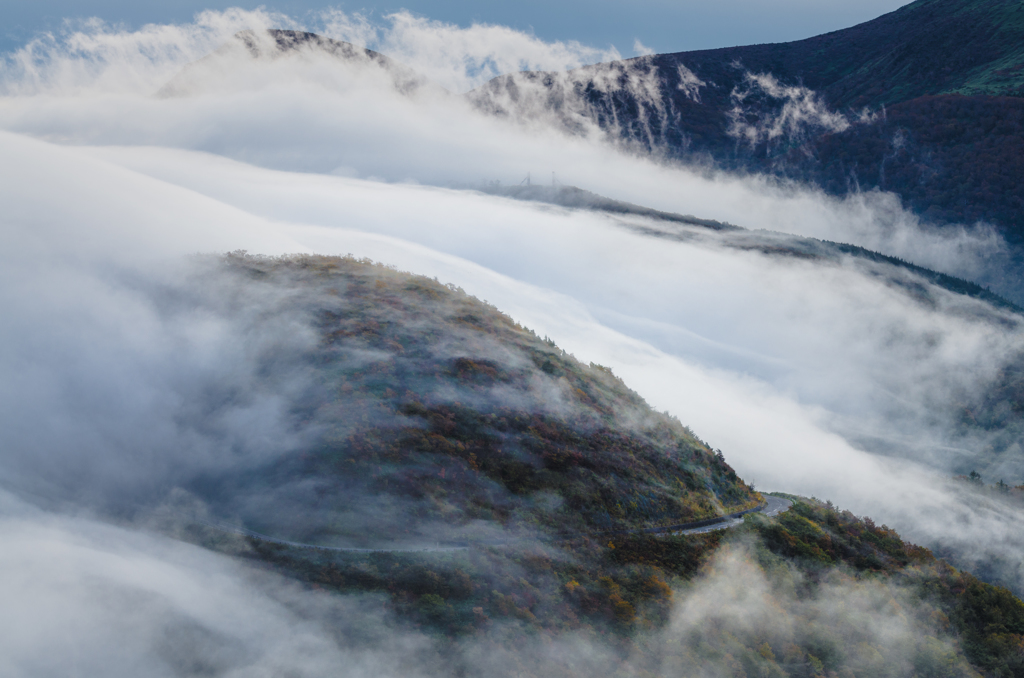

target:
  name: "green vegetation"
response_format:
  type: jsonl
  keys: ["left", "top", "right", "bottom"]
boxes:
{"left": 208, "top": 492, "right": 1024, "bottom": 677}
{"left": 788, "top": 95, "right": 1024, "bottom": 243}
{"left": 746, "top": 496, "right": 1024, "bottom": 677}
{"left": 195, "top": 252, "right": 758, "bottom": 543}
{"left": 175, "top": 253, "right": 1024, "bottom": 677}
{"left": 472, "top": 0, "right": 1024, "bottom": 252}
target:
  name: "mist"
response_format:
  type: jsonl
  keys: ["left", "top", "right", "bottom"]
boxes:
{"left": 0, "top": 490, "right": 980, "bottom": 677}
{"left": 0, "top": 492, "right": 451, "bottom": 678}
{"left": 2, "top": 7, "right": 1024, "bottom": 673}
{"left": 0, "top": 12, "right": 1006, "bottom": 284}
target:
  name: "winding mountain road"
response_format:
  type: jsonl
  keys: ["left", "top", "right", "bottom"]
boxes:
{"left": 672, "top": 495, "right": 792, "bottom": 536}
{"left": 205, "top": 496, "right": 793, "bottom": 554}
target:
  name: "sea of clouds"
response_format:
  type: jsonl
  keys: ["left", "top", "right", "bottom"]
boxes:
{"left": 1, "top": 9, "right": 1022, "bottom": 674}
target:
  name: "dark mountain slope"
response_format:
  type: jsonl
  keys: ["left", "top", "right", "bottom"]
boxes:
{"left": 786, "top": 94, "right": 1024, "bottom": 235}
{"left": 469, "top": 0, "right": 1024, "bottom": 241}
{"left": 643, "top": 0, "right": 1024, "bottom": 109}
{"left": 471, "top": 0, "right": 1024, "bottom": 150}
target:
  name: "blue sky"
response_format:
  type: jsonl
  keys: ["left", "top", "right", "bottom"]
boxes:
{"left": 3, "top": 0, "right": 911, "bottom": 57}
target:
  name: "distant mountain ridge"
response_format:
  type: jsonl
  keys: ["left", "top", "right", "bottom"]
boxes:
{"left": 161, "top": 18, "right": 1024, "bottom": 295}
{"left": 645, "top": 0, "right": 1024, "bottom": 109}
{"left": 470, "top": 0, "right": 1024, "bottom": 243}
{"left": 162, "top": 17, "right": 1024, "bottom": 242}
{"left": 476, "top": 182, "right": 1020, "bottom": 312}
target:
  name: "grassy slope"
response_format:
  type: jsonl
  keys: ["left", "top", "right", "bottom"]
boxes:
{"left": 182, "top": 254, "right": 1024, "bottom": 677}
{"left": 745, "top": 495, "right": 1024, "bottom": 677}
{"left": 231, "top": 490, "right": 1024, "bottom": 676}
{"left": 195, "top": 253, "right": 759, "bottom": 544}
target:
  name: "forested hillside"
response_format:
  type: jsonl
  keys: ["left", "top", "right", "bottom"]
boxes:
{"left": 469, "top": 0, "right": 1024, "bottom": 241}
{"left": 179, "top": 252, "right": 759, "bottom": 547}
{"left": 784, "top": 95, "right": 1024, "bottom": 234}
{"left": 224, "top": 494, "right": 1024, "bottom": 677}
{"left": 163, "top": 254, "right": 1024, "bottom": 678}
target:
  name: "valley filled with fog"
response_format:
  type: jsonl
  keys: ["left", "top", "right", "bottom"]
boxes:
{"left": 2, "top": 9, "right": 1024, "bottom": 675}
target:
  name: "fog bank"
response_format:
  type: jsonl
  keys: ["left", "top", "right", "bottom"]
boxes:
{"left": 3, "top": 6, "right": 1024, "bottom": 607}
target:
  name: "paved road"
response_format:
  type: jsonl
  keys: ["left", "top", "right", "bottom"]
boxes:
{"left": 205, "top": 495, "right": 793, "bottom": 553}
{"left": 653, "top": 495, "right": 793, "bottom": 537}
{"left": 760, "top": 495, "right": 793, "bottom": 517}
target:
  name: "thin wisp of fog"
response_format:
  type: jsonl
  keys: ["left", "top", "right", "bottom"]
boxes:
{"left": 2, "top": 8, "right": 1023, "bottom": 675}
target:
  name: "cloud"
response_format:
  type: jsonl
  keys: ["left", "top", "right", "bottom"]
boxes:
{"left": 652, "top": 542, "right": 973, "bottom": 677}
{"left": 633, "top": 39, "right": 655, "bottom": 57}
{"left": 0, "top": 12, "right": 1005, "bottom": 291}
{"left": 0, "top": 8, "right": 624, "bottom": 98}
{"left": 0, "top": 493, "right": 447, "bottom": 677}
{"left": 2, "top": 4, "right": 1024, "bottom": 604}
{"left": 727, "top": 71, "right": 851, "bottom": 147}
{"left": 676, "top": 64, "right": 705, "bottom": 102}
{"left": 0, "top": 9, "right": 299, "bottom": 96}
{"left": 317, "top": 9, "right": 623, "bottom": 93}
{"left": 0, "top": 491, "right": 977, "bottom": 677}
